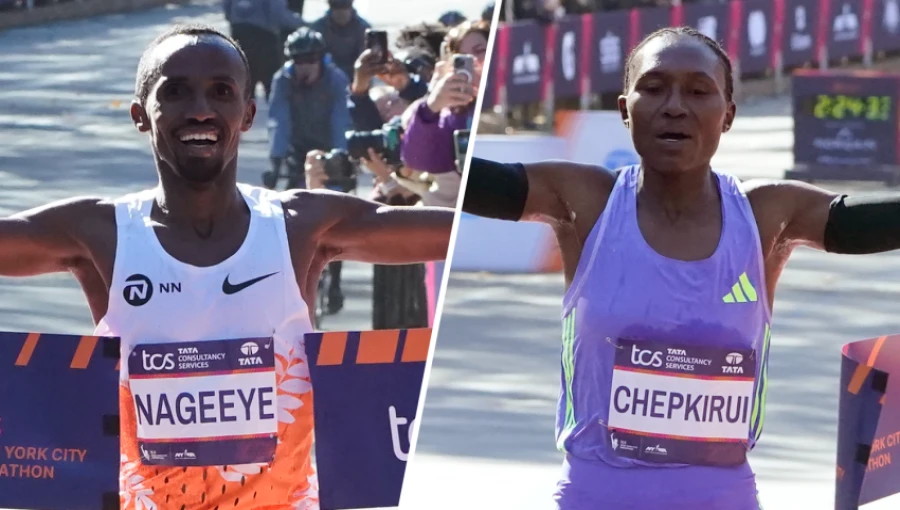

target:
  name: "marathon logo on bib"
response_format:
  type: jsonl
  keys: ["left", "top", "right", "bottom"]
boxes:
{"left": 607, "top": 338, "right": 757, "bottom": 466}
{"left": 127, "top": 338, "right": 278, "bottom": 467}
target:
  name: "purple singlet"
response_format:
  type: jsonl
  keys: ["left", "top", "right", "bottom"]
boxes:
{"left": 554, "top": 166, "right": 771, "bottom": 510}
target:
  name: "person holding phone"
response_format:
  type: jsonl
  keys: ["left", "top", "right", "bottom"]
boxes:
{"left": 400, "top": 19, "right": 488, "bottom": 176}
{"left": 310, "top": 0, "right": 372, "bottom": 81}
{"left": 267, "top": 27, "right": 352, "bottom": 313}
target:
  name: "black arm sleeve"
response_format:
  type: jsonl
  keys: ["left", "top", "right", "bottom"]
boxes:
{"left": 462, "top": 157, "right": 529, "bottom": 221}
{"left": 824, "top": 194, "right": 900, "bottom": 254}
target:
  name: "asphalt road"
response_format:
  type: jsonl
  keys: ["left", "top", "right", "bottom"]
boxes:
{"left": 404, "top": 93, "right": 900, "bottom": 509}
{"left": 0, "top": 1, "right": 488, "bottom": 509}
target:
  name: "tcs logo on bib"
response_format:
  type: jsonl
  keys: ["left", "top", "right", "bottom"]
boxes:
{"left": 630, "top": 344, "right": 663, "bottom": 368}
{"left": 142, "top": 351, "right": 175, "bottom": 371}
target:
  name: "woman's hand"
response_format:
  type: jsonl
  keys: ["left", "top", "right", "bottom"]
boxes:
{"left": 426, "top": 63, "right": 476, "bottom": 113}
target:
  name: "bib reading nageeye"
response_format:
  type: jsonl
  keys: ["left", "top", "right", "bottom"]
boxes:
{"left": 127, "top": 338, "right": 278, "bottom": 467}
{"left": 607, "top": 338, "right": 757, "bottom": 466}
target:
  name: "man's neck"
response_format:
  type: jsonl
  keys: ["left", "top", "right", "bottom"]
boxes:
{"left": 153, "top": 171, "right": 247, "bottom": 238}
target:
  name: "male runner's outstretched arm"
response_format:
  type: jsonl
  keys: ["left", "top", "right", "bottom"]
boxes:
{"left": 284, "top": 190, "right": 453, "bottom": 264}
{"left": 0, "top": 197, "right": 105, "bottom": 276}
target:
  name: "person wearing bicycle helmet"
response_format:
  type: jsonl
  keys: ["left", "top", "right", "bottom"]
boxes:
{"left": 268, "top": 26, "right": 352, "bottom": 314}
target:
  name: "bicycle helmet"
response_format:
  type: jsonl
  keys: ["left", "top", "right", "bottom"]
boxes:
{"left": 284, "top": 27, "right": 327, "bottom": 59}
{"left": 439, "top": 10, "right": 467, "bottom": 27}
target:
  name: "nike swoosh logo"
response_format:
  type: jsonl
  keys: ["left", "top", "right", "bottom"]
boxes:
{"left": 222, "top": 272, "right": 279, "bottom": 295}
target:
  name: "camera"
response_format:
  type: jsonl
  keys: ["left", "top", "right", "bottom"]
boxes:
{"left": 316, "top": 149, "right": 357, "bottom": 193}
{"left": 345, "top": 116, "right": 405, "bottom": 166}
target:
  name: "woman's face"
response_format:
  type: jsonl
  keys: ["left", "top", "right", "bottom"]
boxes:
{"left": 457, "top": 31, "right": 488, "bottom": 86}
{"left": 617, "top": 34, "right": 736, "bottom": 175}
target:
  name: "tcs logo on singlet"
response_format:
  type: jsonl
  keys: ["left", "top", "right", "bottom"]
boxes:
{"left": 631, "top": 344, "right": 663, "bottom": 368}
{"left": 141, "top": 351, "right": 175, "bottom": 371}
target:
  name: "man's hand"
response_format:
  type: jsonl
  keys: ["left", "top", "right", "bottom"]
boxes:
{"left": 352, "top": 48, "right": 388, "bottom": 96}
{"left": 305, "top": 150, "right": 328, "bottom": 190}
{"left": 361, "top": 147, "right": 394, "bottom": 183}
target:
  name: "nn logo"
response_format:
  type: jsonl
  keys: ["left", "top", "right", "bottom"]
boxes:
{"left": 123, "top": 274, "right": 181, "bottom": 306}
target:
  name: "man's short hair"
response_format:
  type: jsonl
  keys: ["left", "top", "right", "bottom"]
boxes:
{"left": 134, "top": 23, "right": 253, "bottom": 106}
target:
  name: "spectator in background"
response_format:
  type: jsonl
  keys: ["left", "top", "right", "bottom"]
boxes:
{"left": 348, "top": 48, "right": 428, "bottom": 131}
{"left": 310, "top": 0, "right": 371, "bottom": 81}
{"left": 400, "top": 20, "right": 488, "bottom": 175}
{"left": 267, "top": 27, "right": 352, "bottom": 312}
{"left": 223, "top": 0, "right": 303, "bottom": 100}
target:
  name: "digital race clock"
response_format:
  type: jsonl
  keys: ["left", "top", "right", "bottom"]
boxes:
{"left": 790, "top": 70, "right": 900, "bottom": 182}
{"left": 799, "top": 94, "right": 894, "bottom": 122}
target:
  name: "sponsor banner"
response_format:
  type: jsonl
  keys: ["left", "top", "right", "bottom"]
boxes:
{"left": 826, "top": 0, "right": 866, "bottom": 59}
{"left": 782, "top": 0, "right": 820, "bottom": 66}
{"left": 740, "top": 0, "right": 777, "bottom": 75}
{"left": 684, "top": 1, "right": 731, "bottom": 45}
{"left": 553, "top": 15, "right": 583, "bottom": 99}
{"left": 872, "top": 0, "right": 900, "bottom": 53}
{"left": 0, "top": 332, "right": 119, "bottom": 510}
{"left": 505, "top": 21, "right": 545, "bottom": 105}
{"left": 792, "top": 70, "right": 900, "bottom": 170}
{"left": 630, "top": 6, "right": 670, "bottom": 52}
{"left": 591, "top": 9, "right": 630, "bottom": 94}
{"left": 836, "top": 335, "right": 900, "bottom": 509}
{"left": 305, "top": 329, "right": 431, "bottom": 510}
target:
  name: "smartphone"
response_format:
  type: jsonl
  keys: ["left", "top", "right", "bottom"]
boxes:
{"left": 452, "top": 54, "right": 475, "bottom": 84}
{"left": 365, "top": 29, "right": 389, "bottom": 65}
{"left": 453, "top": 129, "right": 470, "bottom": 174}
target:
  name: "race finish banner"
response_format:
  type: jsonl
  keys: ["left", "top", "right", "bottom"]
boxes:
{"left": 0, "top": 328, "right": 431, "bottom": 510}
{"left": 785, "top": 69, "right": 900, "bottom": 184}
{"left": 0, "top": 332, "right": 119, "bottom": 510}
{"left": 305, "top": 328, "right": 431, "bottom": 510}
{"left": 836, "top": 335, "right": 900, "bottom": 509}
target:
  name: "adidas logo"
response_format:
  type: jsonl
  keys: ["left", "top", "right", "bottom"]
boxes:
{"left": 722, "top": 272, "right": 758, "bottom": 303}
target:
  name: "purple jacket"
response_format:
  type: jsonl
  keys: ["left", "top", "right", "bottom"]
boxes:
{"left": 400, "top": 101, "right": 473, "bottom": 174}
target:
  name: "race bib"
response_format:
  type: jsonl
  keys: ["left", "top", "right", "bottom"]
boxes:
{"left": 128, "top": 338, "right": 278, "bottom": 467}
{"left": 607, "top": 338, "right": 756, "bottom": 466}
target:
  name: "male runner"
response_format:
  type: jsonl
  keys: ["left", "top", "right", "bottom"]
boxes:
{"left": 0, "top": 24, "right": 451, "bottom": 509}
{"left": 463, "top": 27, "right": 900, "bottom": 510}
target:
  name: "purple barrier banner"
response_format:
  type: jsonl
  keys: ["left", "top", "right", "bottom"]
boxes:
{"left": 740, "top": 0, "right": 777, "bottom": 75}
{"left": 554, "top": 15, "right": 583, "bottom": 99}
{"left": 0, "top": 332, "right": 119, "bottom": 510}
{"left": 305, "top": 329, "right": 431, "bottom": 510}
{"left": 683, "top": 1, "right": 730, "bottom": 45}
{"left": 592, "top": 9, "right": 630, "bottom": 95}
{"left": 792, "top": 70, "right": 900, "bottom": 170}
{"left": 632, "top": 6, "right": 670, "bottom": 47}
{"left": 836, "top": 335, "right": 900, "bottom": 509}
{"left": 782, "top": 0, "right": 820, "bottom": 66}
{"left": 826, "top": 0, "right": 863, "bottom": 60}
{"left": 506, "top": 21, "right": 545, "bottom": 105}
{"left": 871, "top": 0, "right": 900, "bottom": 54}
